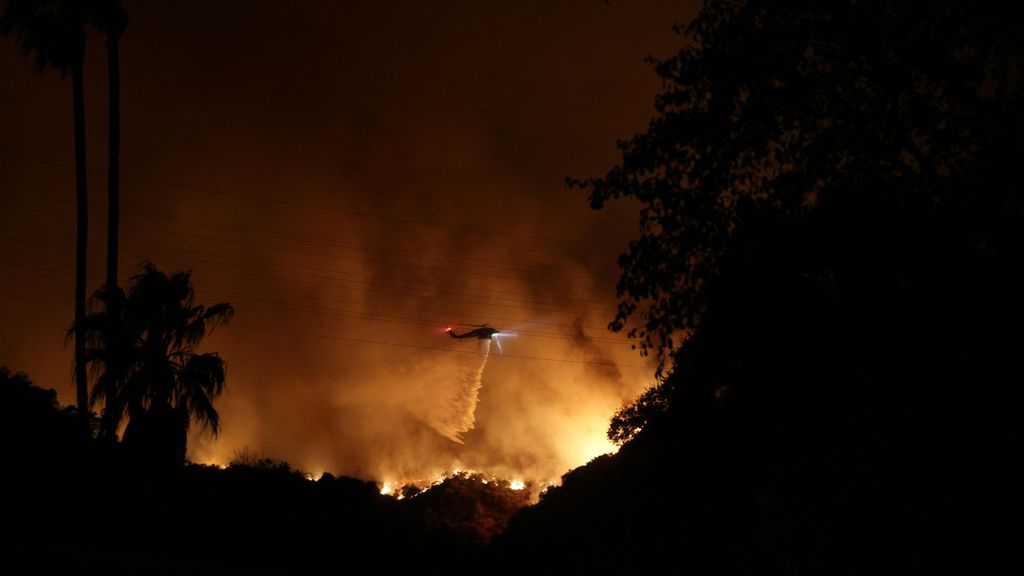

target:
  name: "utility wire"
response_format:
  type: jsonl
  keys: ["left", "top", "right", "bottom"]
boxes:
{"left": 0, "top": 151, "right": 622, "bottom": 249}
{"left": 0, "top": 254, "right": 624, "bottom": 338}
{"left": 1, "top": 227, "right": 617, "bottom": 316}
{"left": 0, "top": 290, "right": 650, "bottom": 370}
{"left": 3, "top": 193, "right": 621, "bottom": 284}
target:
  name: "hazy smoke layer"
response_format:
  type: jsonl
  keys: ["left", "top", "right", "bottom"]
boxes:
{"left": 0, "top": 0, "right": 692, "bottom": 488}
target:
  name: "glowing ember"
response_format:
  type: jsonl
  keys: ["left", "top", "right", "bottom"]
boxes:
{"left": 509, "top": 480, "right": 526, "bottom": 491}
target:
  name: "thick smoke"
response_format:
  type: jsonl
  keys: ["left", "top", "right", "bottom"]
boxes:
{"left": 0, "top": 1, "right": 695, "bottom": 487}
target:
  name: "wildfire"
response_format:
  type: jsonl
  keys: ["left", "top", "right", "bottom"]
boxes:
{"left": 376, "top": 470, "right": 544, "bottom": 501}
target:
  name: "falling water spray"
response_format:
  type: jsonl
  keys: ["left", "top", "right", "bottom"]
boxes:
{"left": 424, "top": 338, "right": 492, "bottom": 443}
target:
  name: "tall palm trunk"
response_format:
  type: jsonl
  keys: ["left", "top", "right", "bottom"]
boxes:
{"left": 72, "top": 49, "right": 89, "bottom": 415}
{"left": 106, "top": 28, "right": 119, "bottom": 291}
{"left": 2, "top": 0, "right": 96, "bottom": 416}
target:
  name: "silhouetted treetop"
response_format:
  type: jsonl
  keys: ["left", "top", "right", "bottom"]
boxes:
{"left": 78, "top": 260, "right": 233, "bottom": 466}
{"left": 571, "top": 0, "right": 1023, "bottom": 367}
{"left": 0, "top": 0, "right": 88, "bottom": 74}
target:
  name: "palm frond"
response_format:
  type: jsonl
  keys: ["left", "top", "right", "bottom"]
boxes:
{"left": 74, "top": 259, "right": 232, "bottom": 453}
{"left": 176, "top": 352, "right": 226, "bottom": 436}
{"left": 0, "top": 0, "right": 87, "bottom": 74}
{"left": 203, "top": 302, "right": 234, "bottom": 327}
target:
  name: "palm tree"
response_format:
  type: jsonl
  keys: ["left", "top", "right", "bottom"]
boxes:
{"left": 90, "top": 0, "right": 128, "bottom": 293}
{"left": 81, "top": 283, "right": 131, "bottom": 440}
{"left": 1, "top": 0, "right": 91, "bottom": 414}
{"left": 82, "top": 261, "right": 234, "bottom": 465}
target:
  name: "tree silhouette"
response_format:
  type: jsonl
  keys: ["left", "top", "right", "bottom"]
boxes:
{"left": 571, "top": 0, "right": 1024, "bottom": 371}
{"left": 1, "top": 0, "right": 92, "bottom": 414}
{"left": 81, "top": 283, "right": 131, "bottom": 440}
{"left": 506, "top": 1, "right": 1024, "bottom": 571}
{"left": 1, "top": 364, "right": 91, "bottom": 468}
{"left": 91, "top": 0, "right": 128, "bottom": 294}
{"left": 80, "top": 261, "right": 234, "bottom": 466}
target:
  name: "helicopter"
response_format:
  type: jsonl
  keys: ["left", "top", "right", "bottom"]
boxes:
{"left": 446, "top": 324, "right": 501, "bottom": 340}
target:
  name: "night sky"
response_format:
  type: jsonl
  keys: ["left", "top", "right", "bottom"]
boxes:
{"left": 0, "top": 0, "right": 698, "bottom": 485}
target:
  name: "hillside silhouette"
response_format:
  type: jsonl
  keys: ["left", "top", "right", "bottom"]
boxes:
{"left": 2, "top": 366, "right": 533, "bottom": 572}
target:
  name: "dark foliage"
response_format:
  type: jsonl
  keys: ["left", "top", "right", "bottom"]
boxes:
{"left": 78, "top": 260, "right": 233, "bottom": 468}
{"left": 1, "top": 365, "right": 527, "bottom": 573}
{"left": 500, "top": 0, "right": 1024, "bottom": 573}
{"left": 0, "top": 366, "right": 91, "bottom": 475}
{"left": 572, "top": 0, "right": 1024, "bottom": 370}
{"left": 400, "top": 472, "right": 531, "bottom": 550}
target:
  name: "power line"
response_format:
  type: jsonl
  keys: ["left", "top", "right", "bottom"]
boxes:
{"left": 197, "top": 288, "right": 626, "bottom": 344}
{"left": 1, "top": 192, "right": 621, "bottom": 286}
{"left": 3, "top": 232, "right": 616, "bottom": 319}
{"left": 0, "top": 289, "right": 650, "bottom": 370}
{"left": 1, "top": 226, "right": 618, "bottom": 316}
{"left": 2, "top": 166, "right": 633, "bottom": 338}
{"left": 225, "top": 324, "right": 649, "bottom": 369}
{"left": 0, "top": 151, "right": 622, "bottom": 249}
{"left": 3, "top": 190, "right": 621, "bottom": 284}
{"left": 0, "top": 254, "right": 624, "bottom": 337}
